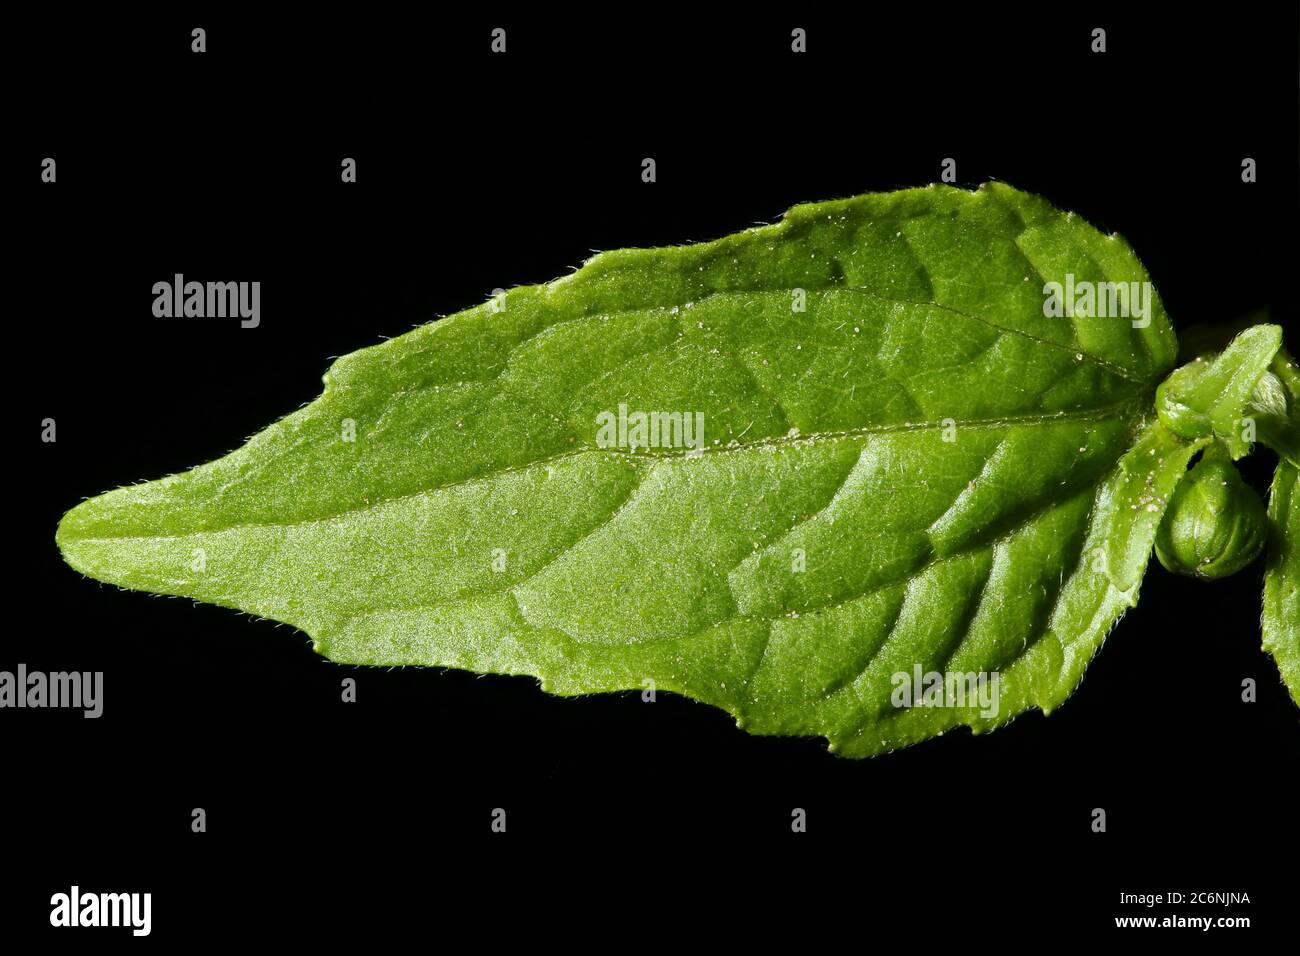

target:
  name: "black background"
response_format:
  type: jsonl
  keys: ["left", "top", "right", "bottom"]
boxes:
{"left": 8, "top": 7, "right": 1298, "bottom": 943}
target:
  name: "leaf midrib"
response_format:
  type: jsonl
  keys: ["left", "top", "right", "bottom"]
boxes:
{"left": 67, "top": 396, "right": 1148, "bottom": 543}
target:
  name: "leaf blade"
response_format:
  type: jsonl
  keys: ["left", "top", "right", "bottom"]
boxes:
{"left": 58, "top": 183, "right": 1184, "bottom": 755}
{"left": 1264, "top": 461, "right": 1300, "bottom": 706}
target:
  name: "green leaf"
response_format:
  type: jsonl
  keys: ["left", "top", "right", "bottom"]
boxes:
{"left": 1264, "top": 461, "right": 1300, "bottom": 706}
{"left": 59, "top": 182, "right": 1191, "bottom": 756}
{"left": 1103, "top": 422, "right": 1208, "bottom": 592}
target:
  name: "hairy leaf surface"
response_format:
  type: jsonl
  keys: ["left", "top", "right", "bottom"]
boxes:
{"left": 1265, "top": 465, "right": 1300, "bottom": 707}
{"left": 59, "top": 183, "right": 1193, "bottom": 755}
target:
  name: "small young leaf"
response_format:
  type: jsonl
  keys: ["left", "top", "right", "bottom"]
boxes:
{"left": 1252, "top": 348, "right": 1300, "bottom": 468}
{"left": 1156, "top": 323, "right": 1282, "bottom": 458}
{"left": 58, "top": 183, "right": 1267, "bottom": 756}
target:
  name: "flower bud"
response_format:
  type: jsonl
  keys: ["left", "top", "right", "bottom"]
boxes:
{"left": 1155, "top": 450, "right": 1268, "bottom": 579}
